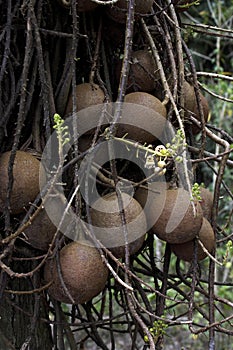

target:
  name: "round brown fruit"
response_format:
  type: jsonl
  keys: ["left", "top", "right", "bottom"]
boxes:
{"left": 0, "top": 151, "right": 41, "bottom": 214}
{"left": 183, "top": 81, "right": 209, "bottom": 134}
{"left": 199, "top": 187, "right": 213, "bottom": 222}
{"left": 23, "top": 208, "right": 57, "bottom": 251}
{"left": 124, "top": 92, "right": 167, "bottom": 119}
{"left": 116, "top": 50, "right": 159, "bottom": 93}
{"left": 170, "top": 217, "right": 215, "bottom": 262}
{"left": 134, "top": 182, "right": 168, "bottom": 213}
{"left": 192, "top": 93, "right": 210, "bottom": 134}
{"left": 44, "top": 241, "right": 109, "bottom": 304}
{"left": 23, "top": 195, "right": 67, "bottom": 251}
{"left": 148, "top": 188, "right": 203, "bottom": 244}
{"left": 90, "top": 192, "right": 147, "bottom": 258}
{"left": 183, "top": 81, "right": 196, "bottom": 115}
{"left": 116, "top": 99, "right": 166, "bottom": 144}
{"left": 110, "top": 234, "right": 146, "bottom": 259}
{"left": 134, "top": 185, "right": 151, "bottom": 209}
{"left": 65, "top": 83, "right": 105, "bottom": 115}
{"left": 129, "top": 50, "right": 159, "bottom": 92}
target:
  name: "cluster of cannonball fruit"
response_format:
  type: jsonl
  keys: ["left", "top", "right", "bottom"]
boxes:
{"left": 0, "top": 0, "right": 213, "bottom": 306}
{"left": 0, "top": 150, "right": 109, "bottom": 304}
{"left": 135, "top": 183, "right": 215, "bottom": 262}
{"left": 0, "top": 150, "right": 63, "bottom": 251}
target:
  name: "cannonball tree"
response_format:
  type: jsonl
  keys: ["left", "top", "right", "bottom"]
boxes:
{"left": 0, "top": 1, "right": 232, "bottom": 349}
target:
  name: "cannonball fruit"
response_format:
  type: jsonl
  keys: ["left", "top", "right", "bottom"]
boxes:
{"left": 124, "top": 92, "right": 167, "bottom": 119}
{"left": 116, "top": 110, "right": 166, "bottom": 144}
{"left": 183, "top": 81, "right": 209, "bottom": 134}
{"left": 192, "top": 93, "right": 210, "bottom": 134}
{"left": 116, "top": 50, "right": 159, "bottom": 93}
{"left": 183, "top": 81, "right": 196, "bottom": 115}
{"left": 129, "top": 50, "right": 159, "bottom": 92}
{"left": 23, "top": 207, "right": 57, "bottom": 251}
{"left": 90, "top": 192, "right": 147, "bottom": 258}
{"left": 116, "top": 93, "right": 167, "bottom": 144}
{"left": 44, "top": 241, "right": 109, "bottom": 304}
{"left": 134, "top": 186, "right": 151, "bottom": 209}
{"left": 65, "top": 83, "right": 105, "bottom": 115}
{"left": 0, "top": 151, "right": 41, "bottom": 214}
{"left": 148, "top": 188, "right": 203, "bottom": 244}
{"left": 110, "top": 234, "right": 146, "bottom": 259}
{"left": 23, "top": 195, "right": 67, "bottom": 251}
{"left": 199, "top": 187, "right": 213, "bottom": 222}
{"left": 134, "top": 182, "right": 168, "bottom": 220}
{"left": 170, "top": 218, "right": 215, "bottom": 262}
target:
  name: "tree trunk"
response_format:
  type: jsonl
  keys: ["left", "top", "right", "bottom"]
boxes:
{"left": 0, "top": 260, "right": 53, "bottom": 350}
